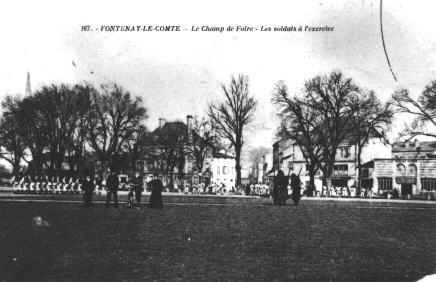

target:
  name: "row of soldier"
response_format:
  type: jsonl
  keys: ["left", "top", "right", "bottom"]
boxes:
{"left": 248, "top": 184, "right": 270, "bottom": 196}
{"left": 12, "top": 175, "right": 107, "bottom": 194}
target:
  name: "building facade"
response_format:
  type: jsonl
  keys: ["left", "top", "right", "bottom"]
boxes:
{"left": 372, "top": 140, "right": 436, "bottom": 196}
{"left": 267, "top": 136, "right": 391, "bottom": 191}
{"left": 142, "top": 115, "right": 211, "bottom": 189}
{"left": 210, "top": 152, "right": 236, "bottom": 190}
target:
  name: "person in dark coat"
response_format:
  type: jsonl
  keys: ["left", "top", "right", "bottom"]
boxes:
{"left": 291, "top": 173, "right": 301, "bottom": 206}
{"left": 273, "top": 170, "right": 289, "bottom": 206}
{"left": 148, "top": 179, "right": 163, "bottom": 209}
{"left": 82, "top": 175, "right": 95, "bottom": 206}
{"left": 106, "top": 170, "right": 119, "bottom": 208}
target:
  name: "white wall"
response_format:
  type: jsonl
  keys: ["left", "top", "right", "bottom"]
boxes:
{"left": 211, "top": 157, "right": 236, "bottom": 190}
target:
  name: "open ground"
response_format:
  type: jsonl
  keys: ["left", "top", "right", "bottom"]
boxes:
{"left": 0, "top": 196, "right": 435, "bottom": 281}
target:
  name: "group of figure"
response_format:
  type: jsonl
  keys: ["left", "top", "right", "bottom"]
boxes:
{"left": 93, "top": 171, "right": 164, "bottom": 209}
{"left": 12, "top": 171, "right": 164, "bottom": 209}
{"left": 182, "top": 183, "right": 207, "bottom": 195}
{"left": 248, "top": 184, "right": 270, "bottom": 197}
{"left": 12, "top": 175, "right": 91, "bottom": 194}
{"left": 272, "top": 170, "right": 301, "bottom": 206}
{"left": 320, "top": 185, "right": 352, "bottom": 197}
{"left": 208, "top": 182, "right": 234, "bottom": 195}
{"left": 177, "top": 182, "right": 234, "bottom": 195}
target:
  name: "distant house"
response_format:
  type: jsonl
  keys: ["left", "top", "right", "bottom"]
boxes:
{"left": 210, "top": 152, "right": 236, "bottom": 190}
{"left": 267, "top": 133, "right": 391, "bottom": 191}
{"left": 142, "top": 115, "right": 213, "bottom": 189}
{"left": 371, "top": 140, "right": 436, "bottom": 196}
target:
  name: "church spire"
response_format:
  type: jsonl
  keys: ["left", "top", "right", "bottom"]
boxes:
{"left": 25, "top": 72, "right": 31, "bottom": 96}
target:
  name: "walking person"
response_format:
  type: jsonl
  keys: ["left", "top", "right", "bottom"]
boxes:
{"left": 291, "top": 173, "right": 301, "bottom": 206}
{"left": 82, "top": 174, "right": 95, "bottom": 206}
{"left": 106, "top": 169, "right": 119, "bottom": 208}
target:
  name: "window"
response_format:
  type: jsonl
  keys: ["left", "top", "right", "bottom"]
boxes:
{"left": 223, "top": 166, "right": 228, "bottom": 174}
{"left": 396, "top": 164, "right": 405, "bottom": 176}
{"left": 340, "top": 147, "right": 350, "bottom": 158}
{"left": 408, "top": 164, "right": 417, "bottom": 177}
{"left": 378, "top": 177, "right": 393, "bottom": 190}
{"left": 421, "top": 178, "right": 436, "bottom": 191}
{"left": 147, "top": 161, "right": 154, "bottom": 170}
{"left": 333, "top": 165, "right": 348, "bottom": 174}
{"left": 217, "top": 166, "right": 220, "bottom": 175}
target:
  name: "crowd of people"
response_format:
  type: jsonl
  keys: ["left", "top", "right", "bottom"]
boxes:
{"left": 246, "top": 184, "right": 270, "bottom": 197}
{"left": 174, "top": 182, "right": 236, "bottom": 195}
{"left": 12, "top": 175, "right": 90, "bottom": 194}
{"left": 318, "top": 185, "right": 376, "bottom": 198}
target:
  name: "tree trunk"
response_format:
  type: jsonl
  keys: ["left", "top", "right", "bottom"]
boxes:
{"left": 13, "top": 157, "right": 21, "bottom": 178}
{"left": 235, "top": 145, "right": 242, "bottom": 188}
{"left": 325, "top": 177, "right": 332, "bottom": 196}
{"left": 356, "top": 145, "right": 363, "bottom": 198}
{"left": 307, "top": 165, "right": 316, "bottom": 197}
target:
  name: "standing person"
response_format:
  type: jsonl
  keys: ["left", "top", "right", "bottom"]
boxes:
{"left": 273, "top": 170, "right": 288, "bottom": 206}
{"left": 136, "top": 174, "right": 144, "bottom": 205}
{"left": 126, "top": 174, "right": 142, "bottom": 208}
{"left": 291, "top": 173, "right": 301, "bottom": 206}
{"left": 106, "top": 169, "right": 119, "bottom": 208}
{"left": 148, "top": 178, "right": 163, "bottom": 209}
{"left": 82, "top": 175, "right": 95, "bottom": 206}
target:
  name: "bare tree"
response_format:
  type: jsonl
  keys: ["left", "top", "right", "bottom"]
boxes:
{"left": 0, "top": 96, "right": 28, "bottom": 177}
{"left": 123, "top": 124, "right": 148, "bottom": 174}
{"left": 208, "top": 74, "right": 257, "bottom": 187}
{"left": 303, "top": 71, "right": 360, "bottom": 189}
{"left": 391, "top": 81, "right": 436, "bottom": 139}
{"left": 186, "top": 116, "right": 223, "bottom": 174}
{"left": 25, "top": 83, "right": 94, "bottom": 176}
{"left": 19, "top": 96, "right": 47, "bottom": 175}
{"left": 272, "top": 81, "right": 323, "bottom": 196}
{"left": 349, "top": 90, "right": 393, "bottom": 196}
{"left": 87, "top": 83, "right": 148, "bottom": 173}
{"left": 247, "top": 146, "right": 270, "bottom": 166}
{"left": 65, "top": 84, "right": 94, "bottom": 176}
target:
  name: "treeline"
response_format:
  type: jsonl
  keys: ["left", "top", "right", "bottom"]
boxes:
{"left": 0, "top": 83, "right": 147, "bottom": 177}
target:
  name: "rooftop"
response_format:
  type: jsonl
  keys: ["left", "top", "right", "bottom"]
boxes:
{"left": 392, "top": 141, "right": 436, "bottom": 152}
{"left": 213, "top": 152, "right": 235, "bottom": 159}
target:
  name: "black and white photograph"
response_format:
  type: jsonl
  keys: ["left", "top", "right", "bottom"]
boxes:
{"left": 0, "top": 0, "right": 435, "bottom": 280}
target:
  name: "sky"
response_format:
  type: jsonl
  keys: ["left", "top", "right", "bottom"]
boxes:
{"left": 1, "top": 0, "right": 436, "bottom": 155}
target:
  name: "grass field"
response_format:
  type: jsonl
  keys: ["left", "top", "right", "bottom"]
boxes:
{"left": 0, "top": 199, "right": 435, "bottom": 281}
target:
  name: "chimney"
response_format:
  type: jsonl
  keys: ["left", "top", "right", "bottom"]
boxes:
{"left": 159, "top": 118, "right": 166, "bottom": 128}
{"left": 187, "top": 115, "right": 193, "bottom": 143}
